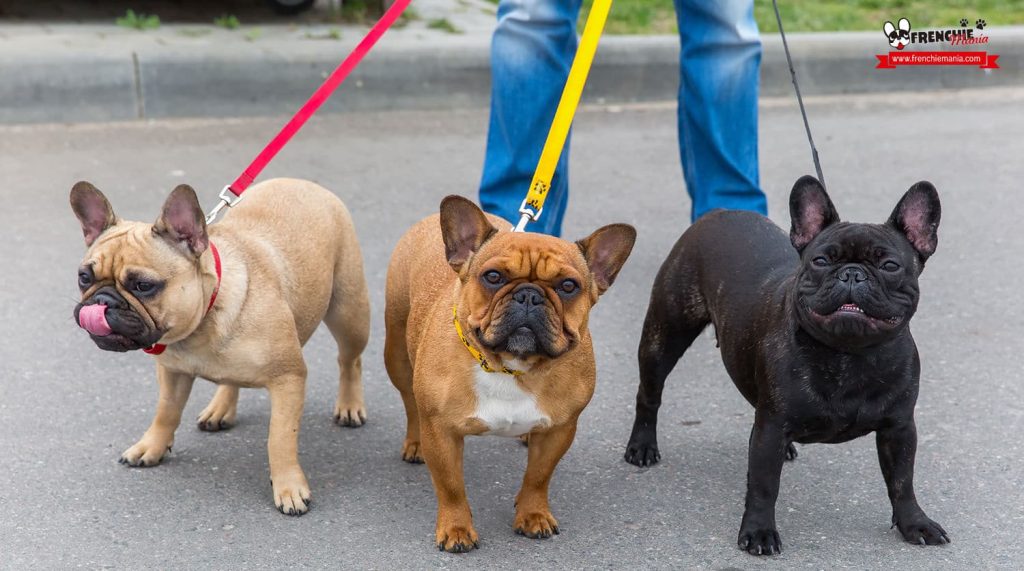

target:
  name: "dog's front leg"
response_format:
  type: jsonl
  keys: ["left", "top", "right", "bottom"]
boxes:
{"left": 737, "top": 411, "right": 787, "bottom": 555}
{"left": 120, "top": 366, "right": 194, "bottom": 467}
{"left": 514, "top": 421, "right": 577, "bottom": 539}
{"left": 876, "top": 421, "right": 949, "bottom": 545}
{"left": 267, "top": 375, "right": 311, "bottom": 516}
{"left": 420, "top": 419, "right": 477, "bottom": 553}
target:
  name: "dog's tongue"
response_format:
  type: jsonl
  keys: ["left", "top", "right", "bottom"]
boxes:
{"left": 79, "top": 304, "right": 113, "bottom": 337}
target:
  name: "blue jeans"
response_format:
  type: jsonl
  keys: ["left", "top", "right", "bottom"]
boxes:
{"left": 479, "top": 0, "right": 766, "bottom": 235}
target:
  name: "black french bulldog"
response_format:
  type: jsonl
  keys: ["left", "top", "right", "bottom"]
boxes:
{"left": 624, "top": 176, "right": 948, "bottom": 555}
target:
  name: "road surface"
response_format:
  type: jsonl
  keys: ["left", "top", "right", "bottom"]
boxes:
{"left": 1, "top": 89, "right": 1021, "bottom": 569}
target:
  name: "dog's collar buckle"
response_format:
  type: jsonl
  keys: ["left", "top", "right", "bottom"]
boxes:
{"left": 144, "top": 241, "right": 222, "bottom": 356}
{"left": 452, "top": 305, "right": 524, "bottom": 377}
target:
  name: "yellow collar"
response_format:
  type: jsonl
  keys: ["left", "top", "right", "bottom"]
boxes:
{"left": 453, "top": 305, "right": 524, "bottom": 376}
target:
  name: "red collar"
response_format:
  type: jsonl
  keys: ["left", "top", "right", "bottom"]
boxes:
{"left": 144, "top": 241, "right": 222, "bottom": 355}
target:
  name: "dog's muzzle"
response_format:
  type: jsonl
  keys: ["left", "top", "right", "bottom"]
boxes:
{"left": 75, "top": 287, "right": 162, "bottom": 352}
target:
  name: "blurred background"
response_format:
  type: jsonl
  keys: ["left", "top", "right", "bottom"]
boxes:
{"left": 2, "top": 0, "right": 1021, "bottom": 30}
{"left": 2, "top": 0, "right": 1019, "bottom": 124}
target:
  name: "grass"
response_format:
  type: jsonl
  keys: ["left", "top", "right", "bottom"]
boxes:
{"left": 304, "top": 28, "right": 344, "bottom": 40}
{"left": 177, "top": 28, "right": 212, "bottom": 38}
{"left": 115, "top": 9, "right": 160, "bottom": 31}
{"left": 394, "top": 6, "right": 420, "bottom": 29}
{"left": 213, "top": 14, "right": 241, "bottom": 30}
{"left": 580, "top": 0, "right": 1024, "bottom": 35}
{"left": 427, "top": 17, "right": 462, "bottom": 34}
{"left": 755, "top": 0, "right": 1024, "bottom": 33}
{"left": 581, "top": 0, "right": 675, "bottom": 35}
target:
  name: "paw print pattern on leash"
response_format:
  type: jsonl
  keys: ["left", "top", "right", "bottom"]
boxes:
{"left": 960, "top": 18, "right": 969, "bottom": 27}
{"left": 976, "top": 19, "right": 987, "bottom": 30}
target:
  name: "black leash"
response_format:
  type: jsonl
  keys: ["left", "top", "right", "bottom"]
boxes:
{"left": 772, "top": 0, "right": 826, "bottom": 190}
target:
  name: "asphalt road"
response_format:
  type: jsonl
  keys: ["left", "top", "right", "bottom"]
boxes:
{"left": 1, "top": 89, "right": 1022, "bottom": 570}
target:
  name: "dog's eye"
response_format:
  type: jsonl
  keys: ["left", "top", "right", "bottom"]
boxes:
{"left": 78, "top": 271, "right": 92, "bottom": 289}
{"left": 812, "top": 256, "right": 829, "bottom": 267}
{"left": 482, "top": 270, "right": 504, "bottom": 286}
{"left": 133, "top": 281, "right": 156, "bottom": 294}
{"left": 559, "top": 279, "right": 579, "bottom": 295}
{"left": 881, "top": 261, "right": 900, "bottom": 272}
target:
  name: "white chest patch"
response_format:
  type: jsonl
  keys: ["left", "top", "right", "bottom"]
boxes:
{"left": 472, "top": 369, "right": 550, "bottom": 437}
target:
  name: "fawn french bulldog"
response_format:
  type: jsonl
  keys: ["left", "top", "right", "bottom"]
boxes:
{"left": 385, "top": 196, "right": 635, "bottom": 552}
{"left": 71, "top": 178, "right": 370, "bottom": 515}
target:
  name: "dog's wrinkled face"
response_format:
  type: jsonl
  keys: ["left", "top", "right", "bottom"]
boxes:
{"left": 440, "top": 196, "right": 635, "bottom": 366}
{"left": 788, "top": 176, "right": 940, "bottom": 350}
{"left": 465, "top": 233, "right": 591, "bottom": 361}
{"left": 70, "top": 182, "right": 212, "bottom": 352}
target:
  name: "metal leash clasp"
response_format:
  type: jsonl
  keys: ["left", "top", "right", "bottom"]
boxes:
{"left": 513, "top": 197, "right": 542, "bottom": 232}
{"left": 205, "top": 185, "right": 244, "bottom": 224}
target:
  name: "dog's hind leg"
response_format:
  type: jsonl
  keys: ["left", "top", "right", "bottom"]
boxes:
{"left": 325, "top": 242, "right": 371, "bottom": 428}
{"left": 624, "top": 273, "right": 709, "bottom": 467}
{"left": 197, "top": 384, "right": 239, "bottom": 431}
{"left": 384, "top": 314, "right": 422, "bottom": 463}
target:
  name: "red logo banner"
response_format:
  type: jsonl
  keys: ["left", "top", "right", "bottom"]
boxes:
{"left": 876, "top": 51, "right": 1000, "bottom": 69}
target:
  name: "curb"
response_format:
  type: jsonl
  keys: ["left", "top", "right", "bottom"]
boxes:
{"left": 1, "top": 26, "right": 1022, "bottom": 124}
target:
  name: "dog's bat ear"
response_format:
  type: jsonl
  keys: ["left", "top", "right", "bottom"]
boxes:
{"left": 790, "top": 175, "right": 839, "bottom": 252}
{"left": 154, "top": 184, "right": 208, "bottom": 257}
{"left": 883, "top": 21, "right": 896, "bottom": 36}
{"left": 887, "top": 181, "right": 940, "bottom": 263}
{"left": 70, "top": 181, "right": 118, "bottom": 247}
{"left": 899, "top": 18, "right": 911, "bottom": 32}
{"left": 576, "top": 223, "right": 636, "bottom": 296}
{"left": 439, "top": 195, "right": 497, "bottom": 274}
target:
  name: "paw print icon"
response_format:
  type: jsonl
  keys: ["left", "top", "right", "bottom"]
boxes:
{"left": 976, "top": 19, "right": 987, "bottom": 30}
{"left": 960, "top": 18, "right": 969, "bottom": 27}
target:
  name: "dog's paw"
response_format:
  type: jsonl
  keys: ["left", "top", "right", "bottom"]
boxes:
{"left": 333, "top": 400, "right": 366, "bottom": 428}
{"left": 119, "top": 438, "right": 171, "bottom": 467}
{"left": 893, "top": 514, "right": 950, "bottom": 545}
{"left": 976, "top": 19, "right": 987, "bottom": 30}
{"left": 436, "top": 524, "right": 479, "bottom": 553}
{"left": 197, "top": 404, "right": 236, "bottom": 432}
{"left": 401, "top": 439, "right": 424, "bottom": 464}
{"left": 738, "top": 525, "right": 783, "bottom": 556}
{"left": 272, "top": 473, "right": 312, "bottom": 516}
{"left": 624, "top": 437, "right": 660, "bottom": 467}
{"left": 514, "top": 509, "right": 560, "bottom": 539}
{"left": 785, "top": 442, "right": 799, "bottom": 461}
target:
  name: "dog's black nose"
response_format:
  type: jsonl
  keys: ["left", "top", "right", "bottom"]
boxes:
{"left": 838, "top": 265, "right": 868, "bottom": 283}
{"left": 512, "top": 285, "right": 545, "bottom": 307}
{"left": 92, "top": 286, "right": 127, "bottom": 309}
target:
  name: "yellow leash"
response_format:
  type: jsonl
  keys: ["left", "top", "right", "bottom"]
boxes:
{"left": 514, "top": 0, "right": 614, "bottom": 232}
{"left": 461, "top": 3, "right": 612, "bottom": 372}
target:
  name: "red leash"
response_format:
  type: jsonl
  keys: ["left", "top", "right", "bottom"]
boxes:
{"left": 142, "top": 3, "right": 410, "bottom": 354}
{"left": 144, "top": 242, "right": 222, "bottom": 355}
{"left": 206, "top": 0, "right": 412, "bottom": 223}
